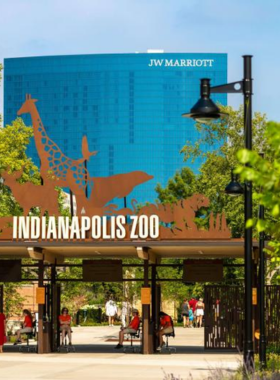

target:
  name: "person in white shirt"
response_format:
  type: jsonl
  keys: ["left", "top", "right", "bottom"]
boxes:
{"left": 105, "top": 297, "right": 118, "bottom": 327}
{"left": 121, "top": 298, "right": 131, "bottom": 327}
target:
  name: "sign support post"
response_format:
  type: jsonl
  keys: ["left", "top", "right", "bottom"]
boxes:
{"left": 38, "top": 260, "right": 44, "bottom": 354}
{"left": 142, "top": 260, "right": 151, "bottom": 354}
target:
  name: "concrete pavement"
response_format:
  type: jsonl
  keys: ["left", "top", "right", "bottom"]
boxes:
{"left": 0, "top": 326, "right": 241, "bottom": 380}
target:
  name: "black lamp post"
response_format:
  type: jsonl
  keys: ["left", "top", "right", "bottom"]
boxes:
{"left": 182, "top": 55, "right": 254, "bottom": 369}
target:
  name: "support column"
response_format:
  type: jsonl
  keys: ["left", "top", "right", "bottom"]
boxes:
{"left": 51, "top": 264, "right": 59, "bottom": 352}
{"left": 37, "top": 260, "right": 44, "bottom": 354}
{"left": 142, "top": 260, "right": 151, "bottom": 354}
{"left": 151, "top": 264, "right": 161, "bottom": 352}
{"left": 0, "top": 285, "right": 3, "bottom": 313}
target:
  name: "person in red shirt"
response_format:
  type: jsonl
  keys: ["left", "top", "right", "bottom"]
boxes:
{"left": 59, "top": 307, "right": 72, "bottom": 346}
{"left": 0, "top": 312, "right": 6, "bottom": 353}
{"left": 188, "top": 296, "right": 198, "bottom": 314}
{"left": 115, "top": 309, "right": 140, "bottom": 349}
{"left": 156, "top": 311, "right": 174, "bottom": 351}
{"left": 14, "top": 309, "right": 33, "bottom": 345}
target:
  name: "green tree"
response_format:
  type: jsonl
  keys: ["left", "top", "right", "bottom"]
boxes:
{"left": 0, "top": 118, "right": 41, "bottom": 216}
{"left": 2, "top": 283, "right": 25, "bottom": 320}
{"left": 181, "top": 105, "right": 268, "bottom": 237}
{"left": 0, "top": 63, "right": 2, "bottom": 126}
{"left": 236, "top": 121, "right": 280, "bottom": 280}
{"left": 155, "top": 167, "right": 196, "bottom": 204}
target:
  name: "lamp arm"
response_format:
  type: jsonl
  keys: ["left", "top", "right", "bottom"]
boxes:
{"left": 210, "top": 81, "right": 243, "bottom": 94}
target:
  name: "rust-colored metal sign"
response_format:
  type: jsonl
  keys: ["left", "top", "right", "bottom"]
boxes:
{"left": 0, "top": 95, "right": 231, "bottom": 242}
{"left": 183, "top": 260, "right": 223, "bottom": 282}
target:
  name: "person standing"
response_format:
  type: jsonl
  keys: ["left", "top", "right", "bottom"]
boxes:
{"left": 181, "top": 299, "right": 190, "bottom": 328}
{"left": 105, "top": 297, "right": 118, "bottom": 327}
{"left": 195, "top": 298, "right": 205, "bottom": 328}
{"left": 188, "top": 296, "right": 198, "bottom": 314}
{"left": 121, "top": 298, "right": 131, "bottom": 328}
{"left": 0, "top": 312, "right": 6, "bottom": 353}
{"left": 188, "top": 308, "right": 194, "bottom": 327}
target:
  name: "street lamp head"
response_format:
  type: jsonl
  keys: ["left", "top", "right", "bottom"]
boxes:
{"left": 182, "top": 78, "right": 228, "bottom": 123}
{"left": 225, "top": 170, "right": 244, "bottom": 197}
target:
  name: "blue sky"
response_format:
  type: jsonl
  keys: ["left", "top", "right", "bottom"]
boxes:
{"left": 0, "top": 0, "right": 279, "bottom": 120}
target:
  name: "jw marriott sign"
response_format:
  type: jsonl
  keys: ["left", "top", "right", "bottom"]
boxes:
{"left": 148, "top": 59, "right": 214, "bottom": 67}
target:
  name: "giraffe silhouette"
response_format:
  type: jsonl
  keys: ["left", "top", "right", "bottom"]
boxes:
{"left": 17, "top": 94, "right": 97, "bottom": 196}
{"left": 17, "top": 95, "right": 154, "bottom": 216}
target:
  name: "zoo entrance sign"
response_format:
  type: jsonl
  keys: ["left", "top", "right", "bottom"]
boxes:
{"left": 1, "top": 95, "right": 231, "bottom": 242}
{"left": 12, "top": 215, "right": 160, "bottom": 241}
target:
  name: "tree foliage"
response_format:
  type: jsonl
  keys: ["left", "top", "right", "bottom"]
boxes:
{"left": 181, "top": 105, "right": 268, "bottom": 237}
{"left": 0, "top": 118, "right": 41, "bottom": 216}
{"left": 155, "top": 167, "right": 196, "bottom": 204}
{"left": 236, "top": 121, "right": 280, "bottom": 279}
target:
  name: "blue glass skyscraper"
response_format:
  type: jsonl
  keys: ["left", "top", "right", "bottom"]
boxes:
{"left": 4, "top": 53, "right": 227, "bottom": 205}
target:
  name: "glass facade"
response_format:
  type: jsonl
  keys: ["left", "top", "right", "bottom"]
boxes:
{"left": 4, "top": 53, "right": 227, "bottom": 206}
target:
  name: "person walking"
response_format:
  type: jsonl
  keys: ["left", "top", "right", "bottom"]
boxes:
{"left": 121, "top": 298, "right": 131, "bottom": 328}
{"left": 0, "top": 312, "right": 6, "bottom": 353}
{"left": 181, "top": 299, "right": 190, "bottom": 328}
{"left": 188, "top": 296, "right": 198, "bottom": 314}
{"left": 188, "top": 308, "right": 194, "bottom": 327}
{"left": 105, "top": 296, "right": 118, "bottom": 327}
{"left": 195, "top": 298, "right": 205, "bottom": 328}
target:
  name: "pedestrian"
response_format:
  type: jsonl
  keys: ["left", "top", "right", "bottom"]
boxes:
{"left": 195, "top": 298, "right": 205, "bottom": 328}
{"left": 105, "top": 296, "right": 118, "bottom": 327}
{"left": 181, "top": 299, "right": 190, "bottom": 328}
{"left": 188, "top": 308, "right": 194, "bottom": 327}
{"left": 188, "top": 296, "right": 198, "bottom": 314}
{"left": 0, "top": 311, "right": 6, "bottom": 353}
{"left": 121, "top": 298, "right": 131, "bottom": 327}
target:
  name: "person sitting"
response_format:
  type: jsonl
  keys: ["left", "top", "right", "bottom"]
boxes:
{"left": 115, "top": 309, "right": 140, "bottom": 349}
{"left": 156, "top": 311, "right": 174, "bottom": 351}
{"left": 14, "top": 309, "right": 33, "bottom": 345}
{"left": 59, "top": 307, "right": 72, "bottom": 346}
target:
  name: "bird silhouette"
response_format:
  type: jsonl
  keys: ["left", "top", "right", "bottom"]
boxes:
{"left": 82, "top": 136, "right": 98, "bottom": 161}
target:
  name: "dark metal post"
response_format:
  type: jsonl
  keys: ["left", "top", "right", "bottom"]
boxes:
{"left": 51, "top": 264, "right": 58, "bottom": 352}
{"left": 70, "top": 190, "right": 74, "bottom": 217}
{"left": 142, "top": 260, "right": 151, "bottom": 354}
{"left": 243, "top": 55, "right": 254, "bottom": 368}
{"left": 0, "top": 285, "right": 3, "bottom": 313}
{"left": 38, "top": 260, "right": 44, "bottom": 354}
{"left": 151, "top": 264, "right": 157, "bottom": 351}
{"left": 259, "top": 203, "right": 267, "bottom": 368}
{"left": 84, "top": 159, "right": 88, "bottom": 199}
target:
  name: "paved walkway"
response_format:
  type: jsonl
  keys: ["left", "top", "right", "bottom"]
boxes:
{"left": 0, "top": 326, "right": 241, "bottom": 380}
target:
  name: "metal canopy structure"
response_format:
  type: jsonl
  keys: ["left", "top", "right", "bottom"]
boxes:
{"left": 0, "top": 239, "right": 256, "bottom": 262}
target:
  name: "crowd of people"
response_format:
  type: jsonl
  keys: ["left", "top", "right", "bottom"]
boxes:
{"left": 181, "top": 296, "right": 205, "bottom": 328}
{"left": 0, "top": 294, "right": 205, "bottom": 353}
